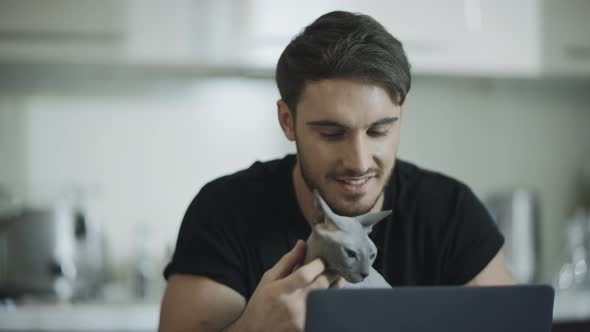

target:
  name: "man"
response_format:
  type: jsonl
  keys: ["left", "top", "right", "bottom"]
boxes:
{"left": 159, "top": 10, "right": 512, "bottom": 332}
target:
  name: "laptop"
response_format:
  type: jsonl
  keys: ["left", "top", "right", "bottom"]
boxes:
{"left": 305, "top": 285, "right": 554, "bottom": 332}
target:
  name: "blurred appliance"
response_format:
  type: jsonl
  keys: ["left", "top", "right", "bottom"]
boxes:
{"left": 0, "top": 203, "right": 108, "bottom": 301}
{"left": 483, "top": 189, "right": 541, "bottom": 284}
{"left": 553, "top": 209, "right": 590, "bottom": 290}
{"left": 0, "top": 185, "right": 22, "bottom": 219}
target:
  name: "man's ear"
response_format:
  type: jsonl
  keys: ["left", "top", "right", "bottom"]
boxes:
{"left": 277, "top": 99, "right": 296, "bottom": 141}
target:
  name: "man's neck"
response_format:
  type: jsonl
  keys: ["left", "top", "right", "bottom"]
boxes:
{"left": 291, "top": 158, "right": 385, "bottom": 226}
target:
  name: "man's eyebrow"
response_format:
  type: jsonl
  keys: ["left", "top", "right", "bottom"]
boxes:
{"left": 306, "top": 117, "right": 399, "bottom": 128}
{"left": 371, "top": 117, "right": 399, "bottom": 126}
{"left": 306, "top": 120, "right": 349, "bottom": 129}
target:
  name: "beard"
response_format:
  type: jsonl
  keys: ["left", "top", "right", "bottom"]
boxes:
{"left": 294, "top": 140, "right": 395, "bottom": 217}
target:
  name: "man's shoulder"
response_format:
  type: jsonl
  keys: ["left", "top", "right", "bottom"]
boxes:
{"left": 396, "top": 159, "right": 468, "bottom": 190}
{"left": 394, "top": 159, "right": 472, "bottom": 206}
{"left": 197, "top": 154, "right": 293, "bottom": 204}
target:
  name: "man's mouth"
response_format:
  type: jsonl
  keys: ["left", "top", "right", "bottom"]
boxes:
{"left": 334, "top": 176, "right": 372, "bottom": 193}
{"left": 336, "top": 177, "right": 370, "bottom": 185}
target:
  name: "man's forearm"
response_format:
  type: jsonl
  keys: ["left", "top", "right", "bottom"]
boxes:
{"left": 220, "top": 312, "right": 250, "bottom": 332}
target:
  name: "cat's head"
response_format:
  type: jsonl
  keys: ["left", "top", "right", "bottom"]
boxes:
{"left": 310, "top": 190, "right": 392, "bottom": 283}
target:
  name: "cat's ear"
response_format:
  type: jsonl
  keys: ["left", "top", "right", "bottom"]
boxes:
{"left": 312, "top": 189, "right": 346, "bottom": 229}
{"left": 310, "top": 189, "right": 326, "bottom": 226}
{"left": 357, "top": 210, "right": 392, "bottom": 233}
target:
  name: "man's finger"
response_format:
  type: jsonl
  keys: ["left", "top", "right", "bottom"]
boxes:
{"left": 280, "top": 258, "right": 326, "bottom": 292}
{"left": 323, "top": 272, "right": 341, "bottom": 285}
{"left": 301, "top": 274, "right": 331, "bottom": 292}
{"left": 263, "top": 240, "right": 306, "bottom": 281}
{"left": 331, "top": 277, "right": 346, "bottom": 288}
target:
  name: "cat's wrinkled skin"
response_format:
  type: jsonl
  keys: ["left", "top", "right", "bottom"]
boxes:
{"left": 304, "top": 190, "right": 392, "bottom": 288}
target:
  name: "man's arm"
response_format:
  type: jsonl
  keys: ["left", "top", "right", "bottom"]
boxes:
{"left": 159, "top": 275, "right": 246, "bottom": 332}
{"left": 159, "top": 240, "right": 342, "bottom": 332}
{"left": 466, "top": 250, "right": 513, "bottom": 286}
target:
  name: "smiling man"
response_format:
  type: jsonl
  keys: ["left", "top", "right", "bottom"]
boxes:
{"left": 285, "top": 79, "right": 399, "bottom": 219}
{"left": 159, "top": 10, "right": 512, "bottom": 332}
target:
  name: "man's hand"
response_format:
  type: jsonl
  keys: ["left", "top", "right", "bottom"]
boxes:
{"left": 228, "top": 240, "right": 344, "bottom": 332}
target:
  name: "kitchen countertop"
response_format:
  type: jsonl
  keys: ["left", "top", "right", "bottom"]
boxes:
{"left": 553, "top": 288, "right": 590, "bottom": 323}
{"left": 0, "top": 288, "right": 588, "bottom": 331}
{"left": 0, "top": 302, "right": 159, "bottom": 331}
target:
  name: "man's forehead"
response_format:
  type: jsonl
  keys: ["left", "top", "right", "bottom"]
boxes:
{"left": 298, "top": 79, "right": 401, "bottom": 126}
{"left": 301, "top": 78, "right": 388, "bottom": 98}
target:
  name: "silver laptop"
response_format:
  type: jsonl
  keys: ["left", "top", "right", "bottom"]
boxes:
{"left": 305, "top": 285, "right": 554, "bottom": 332}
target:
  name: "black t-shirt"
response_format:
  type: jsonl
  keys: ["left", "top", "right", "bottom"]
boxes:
{"left": 163, "top": 154, "right": 504, "bottom": 300}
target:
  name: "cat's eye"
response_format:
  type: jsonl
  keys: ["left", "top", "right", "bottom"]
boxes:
{"left": 370, "top": 253, "right": 376, "bottom": 259}
{"left": 344, "top": 248, "right": 357, "bottom": 259}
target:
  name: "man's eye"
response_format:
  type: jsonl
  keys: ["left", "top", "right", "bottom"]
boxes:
{"left": 367, "top": 130, "right": 387, "bottom": 137}
{"left": 320, "top": 132, "right": 344, "bottom": 138}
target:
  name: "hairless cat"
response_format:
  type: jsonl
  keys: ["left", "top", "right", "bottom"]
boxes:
{"left": 303, "top": 190, "right": 392, "bottom": 288}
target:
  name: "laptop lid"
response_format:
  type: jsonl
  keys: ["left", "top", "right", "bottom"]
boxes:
{"left": 305, "top": 285, "right": 554, "bottom": 332}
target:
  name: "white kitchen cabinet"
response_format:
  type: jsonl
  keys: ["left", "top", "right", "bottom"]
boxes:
{"left": 542, "top": 0, "right": 590, "bottom": 77}
{"left": 238, "top": 0, "right": 465, "bottom": 68}
{"left": 0, "top": 0, "right": 588, "bottom": 77}
{"left": 239, "top": 0, "right": 509, "bottom": 74}
{"left": 0, "top": 0, "right": 128, "bottom": 64}
{"left": 125, "top": 0, "right": 238, "bottom": 66}
{"left": 0, "top": 0, "right": 236, "bottom": 67}
{"left": 437, "top": 0, "right": 590, "bottom": 77}
{"left": 348, "top": 0, "right": 491, "bottom": 75}
{"left": 237, "top": 0, "right": 343, "bottom": 68}
{"left": 240, "top": 0, "right": 590, "bottom": 77}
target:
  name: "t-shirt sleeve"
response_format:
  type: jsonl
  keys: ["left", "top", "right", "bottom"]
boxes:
{"left": 163, "top": 181, "right": 247, "bottom": 298}
{"left": 440, "top": 185, "right": 505, "bottom": 285}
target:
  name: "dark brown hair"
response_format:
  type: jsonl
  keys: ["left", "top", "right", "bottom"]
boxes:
{"left": 276, "top": 10, "right": 411, "bottom": 115}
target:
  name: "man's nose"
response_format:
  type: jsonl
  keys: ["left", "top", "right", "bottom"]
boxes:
{"left": 342, "top": 134, "right": 371, "bottom": 174}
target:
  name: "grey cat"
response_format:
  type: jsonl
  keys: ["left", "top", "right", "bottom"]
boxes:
{"left": 304, "top": 190, "right": 392, "bottom": 288}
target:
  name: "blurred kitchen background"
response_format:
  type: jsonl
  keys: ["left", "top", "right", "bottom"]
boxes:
{"left": 1, "top": 0, "right": 590, "bottom": 331}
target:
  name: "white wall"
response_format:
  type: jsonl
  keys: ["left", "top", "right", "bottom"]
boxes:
{"left": 0, "top": 76, "right": 588, "bottom": 281}
{"left": 0, "top": 93, "right": 26, "bottom": 198}
{"left": 1, "top": 79, "right": 287, "bottom": 276}
{"left": 398, "top": 77, "right": 590, "bottom": 280}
